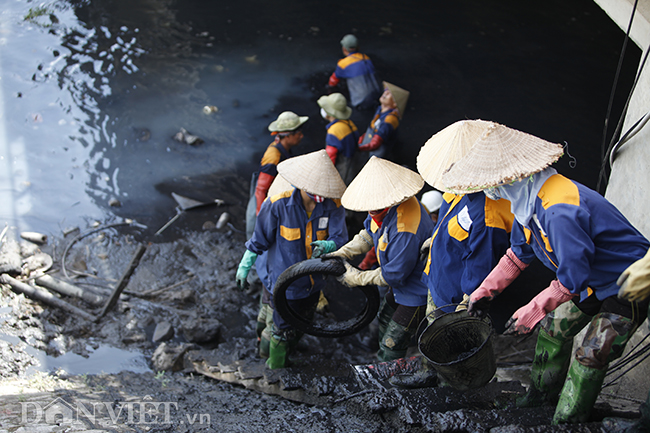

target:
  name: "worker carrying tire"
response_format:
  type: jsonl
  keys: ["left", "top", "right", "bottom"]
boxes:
{"left": 321, "top": 156, "right": 434, "bottom": 361}
{"left": 236, "top": 150, "right": 348, "bottom": 369}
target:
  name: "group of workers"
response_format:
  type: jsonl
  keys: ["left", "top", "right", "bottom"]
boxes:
{"left": 235, "top": 34, "right": 650, "bottom": 430}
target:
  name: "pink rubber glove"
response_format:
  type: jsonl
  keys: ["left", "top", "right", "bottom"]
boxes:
{"left": 503, "top": 279, "right": 577, "bottom": 335}
{"left": 467, "top": 249, "right": 528, "bottom": 318}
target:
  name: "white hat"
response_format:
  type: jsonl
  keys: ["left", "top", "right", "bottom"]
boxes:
{"left": 277, "top": 150, "right": 347, "bottom": 199}
{"left": 341, "top": 156, "right": 424, "bottom": 212}
{"left": 416, "top": 119, "right": 495, "bottom": 192}
{"left": 441, "top": 122, "right": 564, "bottom": 193}
{"left": 268, "top": 111, "right": 309, "bottom": 132}
{"left": 383, "top": 82, "right": 410, "bottom": 118}
{"left": 421, "top": 190, "right": 444, "bottom": 213}
{"left": 317, "top": 93, "right": 352, "bottom": 120}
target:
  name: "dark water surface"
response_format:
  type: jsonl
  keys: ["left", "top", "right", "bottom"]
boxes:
{"left": 0, "top": 0, "right": 639, "bottom": 239}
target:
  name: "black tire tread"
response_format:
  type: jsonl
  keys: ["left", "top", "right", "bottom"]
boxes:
{"left": 273, "top": 258, "right": 380, "bottom": 338}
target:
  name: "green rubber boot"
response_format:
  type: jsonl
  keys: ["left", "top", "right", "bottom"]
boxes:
{"left": 516, "top": 329, "right": 573, "bottom": 408}
{"left": 552, "top": 361, "right": 607, "bottom": 424}
{"left": 266, "top": 333, "right": 290, "bottom": 369}
{"left": 377, "top": 298, "right": 396, "bottom": 345}
{"left": 377, "top": 319, "right": 413, "bottom": 362}
{"left": 259, "top": 326, "right": 272, "bottom": 358}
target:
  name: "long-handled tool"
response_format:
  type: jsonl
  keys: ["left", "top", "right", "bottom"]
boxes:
{"left": 155, "top": 192, "right": 225, "bottom": 236}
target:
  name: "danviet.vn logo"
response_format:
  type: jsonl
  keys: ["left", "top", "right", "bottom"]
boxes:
{"left": 20, "top": 395, "right": 211, "bottom": 426}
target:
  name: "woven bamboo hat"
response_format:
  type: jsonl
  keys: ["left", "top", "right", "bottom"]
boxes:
{"left": 277, "top": 150, "right": 347, "bottom": 199}
{"left": 341, "top": 156, "right": 424, "bottom": 211}
{"left": 268, "top": 111, "right": 309, "bottom": 132}
{"left": 317, "top": 93, "right": 352, "bottom": 120}
{"left": 267, "top": 174, "right": 294, "bottom": 197}
{"left": 383, "top": 82, "right": 409, "bottom": 118}
{"left": 441, "top": 122, "right": 564, "bottom": 193}
{"left": 416, "top": 119, "right": 495, "bottom": 191}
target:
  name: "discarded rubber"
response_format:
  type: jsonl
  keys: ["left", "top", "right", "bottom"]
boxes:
{"left": 273, "top": 258, "right": 380, "bottom": 338}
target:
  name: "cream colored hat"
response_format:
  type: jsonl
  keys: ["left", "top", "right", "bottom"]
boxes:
{"left": 267, "top": 174, "right": 294, "bottom": 198}
{"left": 268, "top": 111, "right": 309, "bottom": 132}
{"left": 317, "top": 93, "right": 352, "bottom": 120}
{"left": 383, "top": 82, "right": 409, "bottom": 119}
{"left": 341, "top": 156, "right": 424, "bottom": 212}
{"left": 277, "top": 150, "right": 347, "bottom": 199}
{"left": 441, "top": 122, "right": 564, "bottom": 193}
{"left": 416, "top": 119, "right": 495, "bottom": 191}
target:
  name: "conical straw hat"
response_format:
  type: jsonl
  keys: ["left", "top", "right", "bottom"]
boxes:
{"left": 416, "top": 119, "right": 495, "bottom": 191}
{"left": 277, "top": 150, "right": 347, "bottom": 199}
{"left": 341, "top": 156, "right": 424, "bottom": 212}
{"left": 441, "top": 122, "right": 564, "bottom": 193}
{"left": 384, "top": 82, "right": 409, "bottom": 118}
{"left": 267, "top": 174, "right": 294, "bottom": 197}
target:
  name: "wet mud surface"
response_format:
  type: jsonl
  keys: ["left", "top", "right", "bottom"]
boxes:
{"left": 0, "top": 226, "right": 642, "bottom": 432}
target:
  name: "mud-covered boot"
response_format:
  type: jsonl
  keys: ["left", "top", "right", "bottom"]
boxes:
{"left": 516, "top": 329, "right": 573, "bottom": 408}
{"left": 554, "top": 312, "right": 637, "bottom": 424}
{"left": 376, "top": 298, "right": 396, "bottom": 345}
{"left": 256, "top": 302, "right": 271, "bottom": 339}
{"left": 389, "top": 357, "right": 438, "bottom": 389}
{"left": 552, "top": 361, "right": 607, "bottom": 424}
{"left": 259, "top": 326, "right": 272, "bottom": 358}
{"left": 377, "top": 319, "right": 413, "bottom": 362}
{"left": 266, "top": 333, "right": 290, "bottom": 369}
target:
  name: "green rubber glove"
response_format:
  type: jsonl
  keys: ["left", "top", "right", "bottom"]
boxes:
{"left": 311, "top": 240, "right": 337, "bottom": 258}
{"left": 236, "top": 249, "right": 258, "bottom": 291}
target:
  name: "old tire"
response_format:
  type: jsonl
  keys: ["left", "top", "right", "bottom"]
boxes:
{"left": 273, "top": 258, "right": 380, "bottom": 338}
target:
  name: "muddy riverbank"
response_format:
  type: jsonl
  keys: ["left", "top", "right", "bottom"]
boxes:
{"left": 0, "top": 221, "right": 643, "bottom": 432}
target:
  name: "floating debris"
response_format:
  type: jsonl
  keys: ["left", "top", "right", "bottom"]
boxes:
{"left": 216, "top": 212, "right": 230, "bottom": 229}
{"left": 172, "top": 127, "right": 204, "bottom": 145}
{"left": 203, "top": 105, "right": 219, "bottom": 114}
{"left": 202, "top": 221, "right": 216, "bottom": 230}
{"left": 132, "top": 127, "right": 151, "bottom": 142}
{"left": 245, "top": 55, "right": 258, "bottom": 64}
{"left": 108, "top": 198, "right": 121, "bottom": 207}
{"left": 20, "top": 232, "right": 48, "bottom": 245}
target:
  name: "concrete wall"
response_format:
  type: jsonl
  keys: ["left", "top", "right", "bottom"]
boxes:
{"left": 593, "top": 0, "right": 650, "bottom": 404}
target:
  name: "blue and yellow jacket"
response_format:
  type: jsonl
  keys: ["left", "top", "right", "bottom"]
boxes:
{"left": 424, "top": 193, "right": 514, "bottom": 310}
{"left": 334, "top": 52, "right": 380, "bottom": 107}
{"left": 365, "top": 196, "right": 435, "bottom": 307}
{"left": 246, "top": 188, "right": 348, "bottom": 299}
{"left": 366, "top": 107, "right": 399, "bottom": 146}
{"left": 326, "top": 119, "right": 359, "bottom": 159}
{"left": 259, "top": 142, "right": 291, "bottom": 177}
{"left": 510, "top": 174, "right": 650, "bottom": 301}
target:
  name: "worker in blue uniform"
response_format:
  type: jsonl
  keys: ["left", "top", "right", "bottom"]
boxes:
{"left": 317, "top": 93, "right": 360, "bottom": 185}
{"left": 389, "top": 119, "right": 515, "bottom": 389}
{"left": 441, "top": 121, "right": 650, "bottom": 425}
{"left": 358, "top": 82, "right": 409, "bottom": 160}
{"left": 327, "top": 34, "right": 381, "bottom": 109}
{"left": 322, "top": 156, "right": 434, "bottom": 361}
{"left": 245, "top": 111, "right": 308, "bottom": 239}
{"left": 236, "top": 150, "right": 348, "bottom": 369}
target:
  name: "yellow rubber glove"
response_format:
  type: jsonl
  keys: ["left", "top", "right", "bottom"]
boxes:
{"left": 337, "top": 261, "right": 387, "bottom": 287}
{"left": 455, "top": 294, "right": 470, "bottom": 312}
{"left": 618, "top": 248, "right": 650, "bottom": 302}
{"left": 322, "top": 229, "right": 373, "bottom": 260}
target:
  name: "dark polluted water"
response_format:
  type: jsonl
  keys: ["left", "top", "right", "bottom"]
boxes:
{"left": 0, "top": 0, "right": 639, "bottom": 240}
{"left": 0, "top": 0, "right": 640, "bottom": 332}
